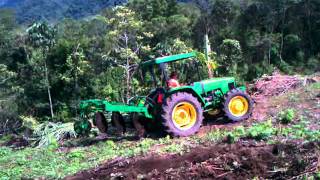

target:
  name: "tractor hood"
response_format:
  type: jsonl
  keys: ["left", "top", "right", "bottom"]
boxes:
{"left": 193, "top": 77, "right": 236, "bottom": 95}
{"left": 169, "top": 77, "right": 236, "bottom": 97}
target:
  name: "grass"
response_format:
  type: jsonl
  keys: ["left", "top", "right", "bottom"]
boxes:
{"left": 0, "top": 138, "right": 157, "bottom": 179}
{"left": 0, "top": 82, "right": 319, "bottom": 179}
{"left": 160, "top": 143, "right": 185, "bottom": 154}
{"left": 278, "top": 109, "right": 296, "bottom": 124}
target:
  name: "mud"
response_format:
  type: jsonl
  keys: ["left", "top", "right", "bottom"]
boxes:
{"left": 66, "top": 141, "right": 319, "bottom": 180}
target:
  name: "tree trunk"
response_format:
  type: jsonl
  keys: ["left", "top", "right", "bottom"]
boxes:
{"left": 306, "top": 0, "right": 313, "bottom": 57}
{"left": 279, "top": 4, "right": 286, "bottom": 63}
{"left": 44, "top": 61, "right": 54, "bottom": 118}
{"left": 204, "top": 34, "right": 213, "bottom": 78}
{"left": 124, "top": 33, "right": 131, "bottom": 103}
{"left": 268, "top": 41, "right": 271, "bottom": 65}
{"left": 74, "top": 74, "right": 79, "bottom": 114}
{"left": 126, "top": 67, "right": 130, "bottom": 103}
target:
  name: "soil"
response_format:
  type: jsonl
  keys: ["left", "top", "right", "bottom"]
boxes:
{"left": 1, "top": 135, "right": 29, "bottom": 148}
{"left": 66, "top": 141, "right": 320, "bottom": 180}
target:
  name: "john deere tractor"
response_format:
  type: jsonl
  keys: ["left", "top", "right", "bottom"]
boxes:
{"left": 74, "top": 52, "right": 253, "bottom": 137}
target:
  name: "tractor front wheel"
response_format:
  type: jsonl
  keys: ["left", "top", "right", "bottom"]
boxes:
{"left": 223, "top": 88, "right": 253, "bottom": 122}
{"left": 161, "top": 92, "right": 203, "bottom": 137}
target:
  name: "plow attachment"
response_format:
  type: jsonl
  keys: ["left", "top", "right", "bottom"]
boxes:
{"left": 74, "top": 97, "right": 153, "bottom": 136}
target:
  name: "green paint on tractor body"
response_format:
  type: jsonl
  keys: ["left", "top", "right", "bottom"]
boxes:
{"left": 76, "top": 52, "right": 251, "bottom": 136}
{"left": 168, "top": 77, "right": 237, "bottom": 109}
{"left": 142, "top": 52, "right": 197, "bottom": 66}
{"left": 80, "top": 98, "right": 153, "bottom": 119}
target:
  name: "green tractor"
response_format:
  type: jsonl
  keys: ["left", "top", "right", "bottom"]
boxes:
{"left": 75, "top": 52, "right": 253, "bottom": 137}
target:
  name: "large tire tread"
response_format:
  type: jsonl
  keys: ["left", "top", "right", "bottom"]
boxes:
{"left": 161, "top": 92, "right": 203, "bottom": 137}
{"left": 223, "top": 88, "right": 254, "bottom": 122}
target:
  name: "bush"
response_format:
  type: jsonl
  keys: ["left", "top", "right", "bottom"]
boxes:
{"left": 0, "top": 112, "right": 22, "bottom": 135}
{"left": 54, "top": 103, "right": 73, "bottom": 123}
{"left": 306, "top": 56, "right": 320, "bottom": 72}
{"left": 247, "top": 120, "right": 275, "bottom": 141}
{"left": 20, "top": 116, "right": 39, "bottom": 130}
{"left": 278, "top": 109, "right": 295, "bottom": 124}
{"left": 225, "top": 126, "right": 246, "bottom": 144}
{"left": 226, "top": 133, "right": 236, "bottom": 144}
{"left": 278, "top": 60, "right": 294, "bottom": 75}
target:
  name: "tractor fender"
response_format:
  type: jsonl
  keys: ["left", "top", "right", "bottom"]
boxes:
{"left": 166, "top": 87, "right": 206, "bottom": 106}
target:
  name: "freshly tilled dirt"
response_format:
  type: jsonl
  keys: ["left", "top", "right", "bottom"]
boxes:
{"left": 66, "top": 142, "right": 319, "bottom": 180}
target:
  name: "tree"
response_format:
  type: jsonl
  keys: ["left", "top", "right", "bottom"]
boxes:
{"left": 0, "top": 64, "right": 18, "bottom": 101}
{"left": 61, "top": 44, "right": 90, "bottom": 111}
{"left": 104, "top": 6, "right": 153, "bottom": 102}
{"left": 128, "top": 0, "right": 195, "bottom": 46}
{"left": 0, "top": 9, "right": 16, "bottom": 64}
{"left": 26, "top": 22, "right": 56, "bottom": 119}
{"left": 218, "top": 39, "right": 244, "bottom": 77}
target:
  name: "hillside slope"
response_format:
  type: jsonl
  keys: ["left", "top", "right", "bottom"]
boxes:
{"left": 0, "top": 0, "right": 127, "bottom": 23}
{"left": 0, "top": 0, "right": 246, "bottom": 24}
{"left": 1, "top": 74, "right": 319, "bottom": 179}
{"left": 66, "top": 77, "right": 320, "bottom": 179}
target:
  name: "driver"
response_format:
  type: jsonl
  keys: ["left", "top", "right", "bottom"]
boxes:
{"left": 167, "top": 72, "right": 181, "bottom": 88}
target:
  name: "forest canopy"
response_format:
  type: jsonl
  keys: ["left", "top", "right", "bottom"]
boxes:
{"left": 0, "top": 0, "right": 319, "bottom": 131}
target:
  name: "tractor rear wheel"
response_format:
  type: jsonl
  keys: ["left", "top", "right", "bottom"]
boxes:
{"left": 223, "top": 88, "right": 253, "bottom": 122}
{"left": 161, "top": 92, "right": 203, "bottom": 137}
{"left": 94, "top": 112, "right": 108, "bottom": 133}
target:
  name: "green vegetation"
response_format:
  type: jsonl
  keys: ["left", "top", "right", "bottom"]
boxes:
{"left": 247, "top": 120, "right": 276, "bottom": 141}
{"left": 0, "top": 135, "right": 12, "bottom": 145}
{"left": 161, "top": 143, "right": 185, "bottom": 154}
{"left": 0, "top": 138, "right": 157, "bottom": 179}
{"left": 278, "top": 109, "right": 296, "bottom": 124}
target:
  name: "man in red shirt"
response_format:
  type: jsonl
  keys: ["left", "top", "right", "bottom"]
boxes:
{"left": 167, "top": 72, "right": 181, "bottom": 88}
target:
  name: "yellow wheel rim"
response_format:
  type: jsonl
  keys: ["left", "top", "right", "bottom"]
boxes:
{"left": 172, "top": 102, "right": 197, "bottom": 130}
{"left": 228, "top": 96, "right": 249, "bottom": 117}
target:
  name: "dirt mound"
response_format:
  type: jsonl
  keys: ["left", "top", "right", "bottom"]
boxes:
{"left": 248, "top": 72, "right": 319, "bottom": 121}
{"left": 65, "top": 142, "right": 319, "bottom": 180}
{"left": 251, "top": 72, "right": 301, "bottom": 99}
{"left": 250, "top": 72, "right": 318, "bottom": 101}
